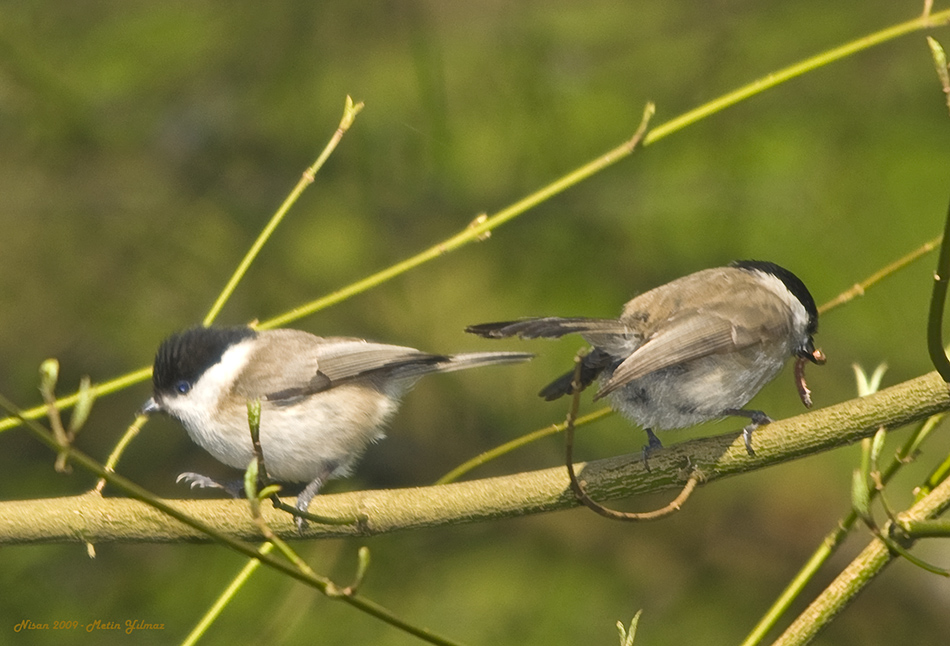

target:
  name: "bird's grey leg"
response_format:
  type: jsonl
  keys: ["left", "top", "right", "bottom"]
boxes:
{"left": 294, "top": 462, "right": 339, "bottom": 532}
{"left": 723, "top": 409, "right": 773, "bottom": 456}
{"left": 641, "top": 428, "right": 664, "bottom": 471}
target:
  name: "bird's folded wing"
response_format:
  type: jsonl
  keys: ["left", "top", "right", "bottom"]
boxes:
{"left": 234, "top": 339, "right": 441, "bottom": 401}
{"left": 597, "top": 313, "right": 760, "bottom": 397}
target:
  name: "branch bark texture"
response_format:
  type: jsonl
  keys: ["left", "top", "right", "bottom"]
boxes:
{"left": 1, "top": 371, "right": 948, "bottom": 544}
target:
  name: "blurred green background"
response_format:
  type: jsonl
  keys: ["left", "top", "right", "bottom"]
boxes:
{"left": 2, "top": 1, "right": 950, "bottom": 644}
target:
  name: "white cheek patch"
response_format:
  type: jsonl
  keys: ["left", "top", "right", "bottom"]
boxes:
{"left": 162, "top": 340, "right": 255, "bottom": 432}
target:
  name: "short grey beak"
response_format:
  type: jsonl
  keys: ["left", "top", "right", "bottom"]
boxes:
{"left": 140, "top": 397, "right": 162, "bottom": 416}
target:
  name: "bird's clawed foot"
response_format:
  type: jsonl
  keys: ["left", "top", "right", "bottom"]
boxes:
{"left": 724, "top": 409, "right": 773, "bottom": 456}
{"left": 176, "top": 472, "right": 243, "bottom": 497}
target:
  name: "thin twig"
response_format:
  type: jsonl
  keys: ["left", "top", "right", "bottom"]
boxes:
{"left": 435, "top": 407, "right": 612, "bottom": 485}
{"left": 203, "top": 96, "right": 365, "bottom": 327}
{"left": 929, "top": 194, "right": 950, "bottom": 381}
{"left": 180, "top": 541, "right": 275, "bottom": 646}
{"left": 259, "top": 103, "right": 655, "bottom": 331}
{"left": 246, "top": 400, "right": 270, "bottom": 485}
{"left": 772, "top": 475, "right": 950, "bottom": 646}
{"left": 642, "top": 9, "right": 950, "bottom": 146}
{"left": 926, "top": 36, "right": 950, "bottom": 115}
{"left": 564, "top": 353, "right": 699, "bottom": 522}
{"left": 820, "top": 234, "right": 941, "bottom": 315}
{"left": 738, "top": 412, "right": 945, "bottom": 646}
{"left": 93, "top": 414, "right": 149, "bottom": 494}
{"left": 244, "top": 458, "right": 319, "bottom": 579}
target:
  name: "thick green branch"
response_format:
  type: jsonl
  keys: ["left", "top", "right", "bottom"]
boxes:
{"left": 2, "top": 371, "right": 948, "bottom": 545}
{"left": 772, "top": 473, "right": 950, "bottom": 646}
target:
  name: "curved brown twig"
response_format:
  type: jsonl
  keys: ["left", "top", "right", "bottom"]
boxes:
{"left": 564, "top": 352, "right": 699, "bottom": 521}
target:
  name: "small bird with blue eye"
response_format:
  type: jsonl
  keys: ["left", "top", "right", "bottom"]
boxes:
{"left": 142, "top": 326, "right": 532, "bottom": 529}
{"left": 466, "top": 260, "right": 826, "bottom": 456}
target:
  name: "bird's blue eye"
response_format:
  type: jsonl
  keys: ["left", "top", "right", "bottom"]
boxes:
{"left": 175, "top": 380, "right": 191, "bottom": 395}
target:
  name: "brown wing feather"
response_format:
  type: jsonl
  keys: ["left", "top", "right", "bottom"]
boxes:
{"left": 230, "top": 331, "right": 440, "bottom": 401}
{"left": 598, "top": 316, "right": 737, "bottom": 397}
{"left": 598, "top": 298, "right": 791, "bottom": 398}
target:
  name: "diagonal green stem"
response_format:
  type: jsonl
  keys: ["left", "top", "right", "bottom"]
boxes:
{"left": 643, "top": 10, "right": 950, "bottom": 145}
{"left": 772, "top": 473, "right": 950, "bottom": 646}
{"left": 203, "top": 96, "right": 364, "bottom": 326}
{"left": 258, "top": 4, "right": 950, "bottom": 331}
{"left": 820, "top": 235, "right": 942, "bottom": 315}
{"left": 739, "top": 413, "right": 944, "bottom": 646}
{"left": 435, "top": 408, "right": 613, "bottom": 485}
{"left": 0, "top": 367, "right": 151, "bottom": 434}
{"left": 928, "top": 193, "right": 950, "bottom": 381}
{"left": 258, "top": 103, "right": 655, "bottom": 330}
{"left": 93, "top": 413, "right": 149, "bottom": 493}
{"left": 180, "top": 541, "right": 275, "bottom": 646}
{"left": 901, "top": 518, "right": 950, "bottom": 537}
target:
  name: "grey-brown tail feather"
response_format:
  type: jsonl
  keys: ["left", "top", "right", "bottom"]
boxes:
{"left": 435, "top": 351, "right": 534, "bottom": 373}
{"left": 466, "top": 317, "right": 621, "bottom": 340}
{"left": 309, "top": 352, "right": 532, "bottom": 391}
